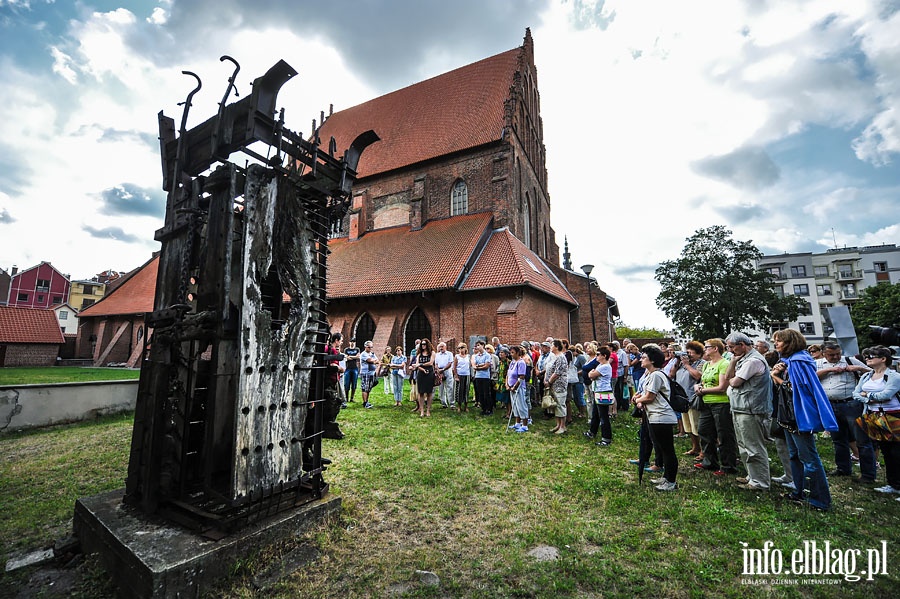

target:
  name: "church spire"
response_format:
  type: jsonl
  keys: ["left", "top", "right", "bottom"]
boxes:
{"left": 562, "top": 236, "right": 572, "bottom": 270}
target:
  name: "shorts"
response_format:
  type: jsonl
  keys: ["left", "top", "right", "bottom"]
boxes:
{"left": 360, "top": 373, "right": 376, "bottom": 393}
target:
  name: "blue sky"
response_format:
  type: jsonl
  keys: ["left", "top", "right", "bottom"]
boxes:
{"left": 1, "top": 0, "right": 899, "bottom": 328}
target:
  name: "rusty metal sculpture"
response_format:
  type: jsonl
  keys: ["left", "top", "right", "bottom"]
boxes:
{"left": 124, "top": 57, "right": 376, "bottom": 534}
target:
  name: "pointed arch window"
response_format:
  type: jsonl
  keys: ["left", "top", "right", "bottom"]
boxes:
{"left": 450, "top": 179, "right": 468, "bottom": 216}
{"left": 353, "top": 312, "right": 376, "bottom": 345}
{"left": 522, "top": 192, "right": 531, "bottom": 249}
{"left": 404, "top": 307, "right": 433, "bottom": 354}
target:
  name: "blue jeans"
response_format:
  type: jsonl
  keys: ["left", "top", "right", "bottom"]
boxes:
{"left": 785, "top": 431, "right": 832, "bottom": 510}
{"left": 343, "top": 369, "right": 358, "bottom": 399}
{"left": 830, "top": 400, "right": 876, "bottom": 481}
{"left": 573, "top": 382, "right": 585, "bottom": 408}
{"left": 392, "top": 373, "right": 405, "bottom": 404}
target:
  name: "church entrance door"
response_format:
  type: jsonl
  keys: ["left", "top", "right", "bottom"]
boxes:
{"left": 404, "top": 307, "right": 432, "bottom": 354}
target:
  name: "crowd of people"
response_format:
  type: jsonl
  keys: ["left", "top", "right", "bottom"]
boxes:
{"left": 320, "top": 329, "right": 900, "bottom": 508}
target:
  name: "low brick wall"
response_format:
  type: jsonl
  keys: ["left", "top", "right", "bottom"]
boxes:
{"left": 0, "top": 380, "right": 138, "bottom": 434}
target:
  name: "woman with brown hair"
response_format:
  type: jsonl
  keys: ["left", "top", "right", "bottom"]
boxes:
{"left": 771, "top": 328, "right": 838, "bottom": 510}
{"left": 414, "top": 338, "right": 436, "bottom": 417}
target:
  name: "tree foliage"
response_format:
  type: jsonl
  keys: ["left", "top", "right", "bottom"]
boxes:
{"left": 615, "top": 324, "right": 669, "bottom": 339}
{"left": 654, "top": 226, "right": 807, "bottom": 340}
{"left": 850, "top": 282, "right": 900, "bottom": 347}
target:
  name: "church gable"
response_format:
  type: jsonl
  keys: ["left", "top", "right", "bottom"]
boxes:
{"left": 323, "top": 28, "right": 559, "bottom": 267}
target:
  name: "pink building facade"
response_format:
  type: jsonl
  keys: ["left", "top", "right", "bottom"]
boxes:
{"left": 8, "top": 262, "right": 71, "bottom": 310}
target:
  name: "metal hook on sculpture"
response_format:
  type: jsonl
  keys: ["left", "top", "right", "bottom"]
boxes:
{"left": 218, "top": 55, "right": 241, "bottom": 106}
{"left": 211, "top": 57, "right": 240, "bottom": 162}
{"left": 172, "top": 71, "right": 202, "bottom": 200}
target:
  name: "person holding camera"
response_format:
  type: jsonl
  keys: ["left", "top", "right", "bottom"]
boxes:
{"left": 674, "top": 341, "right": 705, "bottom": 458}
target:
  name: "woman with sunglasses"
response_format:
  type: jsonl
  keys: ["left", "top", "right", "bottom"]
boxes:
{"left": 693, "top": 338, "right": 738, "bottom": 476}
{"left": 414, "top": 339, "right": 436, "bottom": 417}
{"left": 453, "top": 343, "right": 471, "bottom": 412}
{"left": 853, "top": 345, "right": 900, "bottom": 496}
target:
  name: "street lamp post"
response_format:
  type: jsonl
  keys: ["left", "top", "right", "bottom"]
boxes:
{"left": 581, "top": 264, "right": 596, "bottom": 340}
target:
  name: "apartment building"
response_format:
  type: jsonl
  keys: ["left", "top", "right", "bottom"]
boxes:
{"left": 756, "top": 244, "right": 900, "bottom": 341}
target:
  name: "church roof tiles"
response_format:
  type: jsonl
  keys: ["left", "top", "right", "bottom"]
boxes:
{"left": 78, "top": 255, "right": 159, "bottom": 317}
{"left": 327, "top": 212, "right": 493, "bottom": 298}
{"left": 0, "top": 306, "right": 65, "bottom": 344}
{"left": 461, "top": 228, "right": 577, "bottom": 305}
{"left": 317, "top": 48, "right": 519, "bottom": 179}
{"left": 327, "top": 215, "right": 576, "bottom": 306}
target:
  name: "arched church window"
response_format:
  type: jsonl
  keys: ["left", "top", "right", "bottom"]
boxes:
{"left": 523, "top": 192, "right": 531, "bottom": 249}
{"left": 353, "top": 312, "right": 376, "bottom": 345}
{"left": 450, "top": 180, "right": 468, "bottom": 216}
{"left": 404, "top": 307, "right": 432, "bottom": 354}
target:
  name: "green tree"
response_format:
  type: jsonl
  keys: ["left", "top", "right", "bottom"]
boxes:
{"left": 654, "top": 226, "right": 807, "bottom": 340}
{"left": 615, "top": 324, "right": 669, "bottom": 339}
{"left": 850, "top": 282, "right": 900, "bottom": 347}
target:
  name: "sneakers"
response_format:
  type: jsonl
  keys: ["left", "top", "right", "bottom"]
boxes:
{"left": 508, "top": 424, "right": 519, "bottom": 430}
{"left": 649, "top": 477, "right": 666, "bottom": 485}
{"left": 597, "top": 440, "right": 611, "bottom": 447}
{"left": 514, "top": 425, "right": 528, "bottom": 433}
{"left": 628, "top": 459, "right": 640, "bottom": 465}
{"left": 736, "top": 476, "right": 750, "bottom": 484}
{"left": 874, "top": 485, "right": 900, "bottom": 494}
{"left": 583, "top": 431, "right": 595, "bottom": 439}
{"left": 771, "top": 474, "right": 790, "bottom": 484}
{"left": 655, "top": 481, "right": 678, "bottom": 491}
{"left": 364, "top": 402, "right": 373, "bottom": 409}
{"left": 781, "top": 482, "right": 797, "bottom": 491}
{"left": 737, "top": 482, "right": 769, "bottom": 490}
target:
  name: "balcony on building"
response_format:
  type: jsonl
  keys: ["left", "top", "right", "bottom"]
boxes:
{"left": 840, "top": 289, "right": 859, "bottom": 301}
{"left": 835, "top": 267, "right": 863, "bottom": 281}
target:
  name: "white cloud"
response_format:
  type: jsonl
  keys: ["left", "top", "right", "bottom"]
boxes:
{"left": 49, "top": 46, "right": 77, "bottom": 83}
{"left": 2, "top": 0, "right": 899, "bottom": 331}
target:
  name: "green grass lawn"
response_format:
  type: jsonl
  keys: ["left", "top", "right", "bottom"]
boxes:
{"left": 0, "top": 367, "right": 140, "bottom": 386}
{"left": 1, "top": 383, "right": 897, "bottom": 598}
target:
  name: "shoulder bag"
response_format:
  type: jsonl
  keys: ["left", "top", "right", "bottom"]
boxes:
{"left": 774, "top": 378, "right": 798, "bottom": 433}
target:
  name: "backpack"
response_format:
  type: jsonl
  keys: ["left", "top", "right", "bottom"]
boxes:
{"left": 666, "top": 375, "right": 691, "bottom": 413}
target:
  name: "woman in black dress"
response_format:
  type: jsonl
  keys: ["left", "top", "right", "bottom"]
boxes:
{"left": 415, "top": 338, "right": 436, "bottom": 417}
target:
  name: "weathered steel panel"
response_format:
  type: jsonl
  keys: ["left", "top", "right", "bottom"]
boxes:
{"left": 125, "top": 59, "right": 377, "bottom": 531}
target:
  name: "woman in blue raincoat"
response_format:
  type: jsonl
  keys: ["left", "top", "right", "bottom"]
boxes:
{"left": 771, "top": 328, "right": 838, "bottom": 511}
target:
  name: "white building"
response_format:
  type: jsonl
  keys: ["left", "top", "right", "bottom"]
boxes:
{"left": 755, "top": 244, "right": 900, "bottom": 342}
{"left": 49, "top": 302, "right": 79, "bottom": 335}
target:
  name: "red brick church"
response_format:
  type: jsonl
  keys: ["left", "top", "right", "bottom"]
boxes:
{"left": 319, "top": 29, "right": 616, "bottom": 351}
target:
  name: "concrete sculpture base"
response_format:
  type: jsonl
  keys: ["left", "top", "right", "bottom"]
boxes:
{"left": 74, "top": 489, "right": 340, "bottom": 598}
